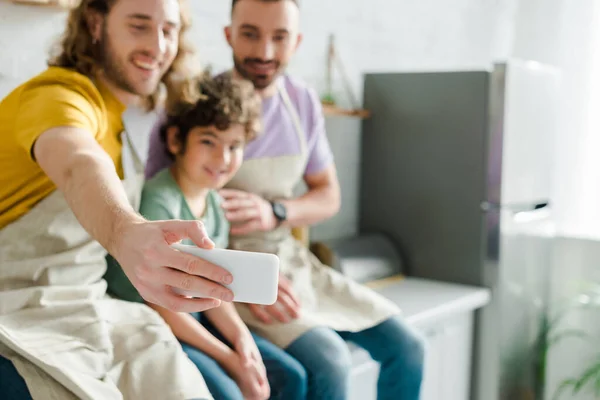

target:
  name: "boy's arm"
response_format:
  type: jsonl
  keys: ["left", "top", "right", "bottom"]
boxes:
{"left": 203, "top": 302, "right": 250, "bottom": 344}
{"left": 148, "top": 303, "right": 236, "bottom": 366}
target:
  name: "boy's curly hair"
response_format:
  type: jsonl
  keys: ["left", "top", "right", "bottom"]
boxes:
{"left": 160, "top": 71, "right": 262, "bottom": 157}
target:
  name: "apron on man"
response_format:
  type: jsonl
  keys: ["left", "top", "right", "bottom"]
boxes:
{"left": 227, "top": 83, "right": 401, "bottom": 349}
{"left": 0, "top": 127, "right": 212, "bottom": 400}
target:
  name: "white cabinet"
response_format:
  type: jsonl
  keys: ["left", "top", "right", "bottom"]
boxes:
{"left": 420, "top": 313, "right": 475, "bottom": 400}
{"left": 349, "top": 278, "right": 489, "bottom": 400}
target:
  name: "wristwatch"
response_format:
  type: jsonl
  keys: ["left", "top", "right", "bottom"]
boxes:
{"left": 270, "top": 201, "right": 287, "bottom": 224}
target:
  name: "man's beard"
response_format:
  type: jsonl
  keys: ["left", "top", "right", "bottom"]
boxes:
{"left": 233, "top": 55, "right": 282, "bottom": 90}
{"left": 98, "top": 27, "right": 145, "bottom": 96}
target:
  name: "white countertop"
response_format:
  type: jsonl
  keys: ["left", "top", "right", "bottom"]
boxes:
{"left": 374, "top": 277, "right": 491, "bottom": 328}
{"left": 347, "top": 276, "right": 491, "bottom": 365}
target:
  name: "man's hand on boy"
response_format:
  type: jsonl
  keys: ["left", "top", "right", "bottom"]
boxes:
{"left": 247, "top": 274, "right": 301, "bottom": 324}
{"left": 219, "top": 188, "right": 278, "bottom": 235}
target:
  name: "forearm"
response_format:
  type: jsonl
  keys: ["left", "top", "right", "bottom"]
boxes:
{"left": 203, "top": 302, "right": 249, "bottom": 344}
{"left": 148, "top": 303, "right": 234, "bottom": 365}
{"left": 281, "top": 182, "right": 340, "bottom": 227}
{"left": 62, "top": 150, "right": 143, "bottom": 253}
{"left": 34, "top": 127, "right": 143, "bottom": 255}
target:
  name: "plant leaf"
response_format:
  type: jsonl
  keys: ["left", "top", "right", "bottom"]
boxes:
{"left": 573, "top": 359, "right": 600, "bottom": 392}
{"left": 547, "top": 329, "right": 588, "bottom": 347}
{"left": 553, "top": 378, "right": 578, "bottom": 400}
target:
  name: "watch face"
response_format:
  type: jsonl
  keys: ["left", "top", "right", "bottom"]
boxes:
{"left": 272, "top": 202, "right": 287, "bottom": 221}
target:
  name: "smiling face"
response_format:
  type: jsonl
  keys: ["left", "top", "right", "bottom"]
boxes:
{"left": 167, "top": 125, "right": 246, "bottom": 190}
{"left": 93, "top": 0, "right": 181, "bottom": 101}
{"left": 225, "top": 0, "right": 302, "bottom": 92}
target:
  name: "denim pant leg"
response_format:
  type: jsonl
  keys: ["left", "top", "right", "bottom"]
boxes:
{"left": 182, "top": 316, "right": 307, "bottom": 400}
{"left": 339, "top": 317, "right": 425, "bottom": 400}
{"left": 251, "top": 332, "right": 307, "bottom": 400}
{"left": 0, "top": 355, "right": 33, "bottom": 400}
{"left": 285, "top": 327, "right": 353, "bottom": 400}
{"left": 180, "top": 341, "right": 245, "bottom": 400}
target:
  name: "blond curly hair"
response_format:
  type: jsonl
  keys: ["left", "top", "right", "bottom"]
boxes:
{"left": 48, "top": 0, "right": 199, "bottom": 110}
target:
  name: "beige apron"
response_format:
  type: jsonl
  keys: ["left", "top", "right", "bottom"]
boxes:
{"left": 227, "top": 83, "right": 401, "bottom": 349}
{"left": 0, "top": 128, "right": 212, "bottom": 400}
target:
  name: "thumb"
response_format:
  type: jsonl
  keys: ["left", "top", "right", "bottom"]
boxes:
{"left": 160, "top": 220, "right": 215, "bottom": 249}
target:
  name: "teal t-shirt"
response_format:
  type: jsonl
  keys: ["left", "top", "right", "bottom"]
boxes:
{"left": 103, "top": 168, "right": 230, "bottom": 303}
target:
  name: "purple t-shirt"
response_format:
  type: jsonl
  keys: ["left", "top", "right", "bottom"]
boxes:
{"left": 145, "top": 74, "right": 334, "bottom": 179}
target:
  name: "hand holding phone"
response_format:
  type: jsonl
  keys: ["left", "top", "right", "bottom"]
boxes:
{"left": 171, "top": 243, "right": 280, "bottom": 305}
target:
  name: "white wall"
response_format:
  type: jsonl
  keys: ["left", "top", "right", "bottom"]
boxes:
{"left": 510, "top": 0, "right": 600, "bottom": 241}
{"left": 0, "top": 0, "right": 515, "bottom": 101}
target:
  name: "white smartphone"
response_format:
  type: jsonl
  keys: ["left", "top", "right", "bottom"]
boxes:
{"left": 170, "top": 243, "right": 280, "bottom": 305}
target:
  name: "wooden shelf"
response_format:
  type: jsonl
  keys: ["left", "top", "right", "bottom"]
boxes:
{"left": 322, "top": 103, "right": 371, "bottom": 119}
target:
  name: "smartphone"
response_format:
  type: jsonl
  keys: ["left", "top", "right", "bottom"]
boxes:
{"left": 171, "top": 243, "right": 280, "bottom": 305}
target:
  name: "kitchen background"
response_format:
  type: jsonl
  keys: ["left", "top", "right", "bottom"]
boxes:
{"left": 1, "top": 0, "right": 599, "bottom": 398}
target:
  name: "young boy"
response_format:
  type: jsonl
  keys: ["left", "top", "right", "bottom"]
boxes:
{"left": 103, "top": 73, "right": 307, "bottom": 400}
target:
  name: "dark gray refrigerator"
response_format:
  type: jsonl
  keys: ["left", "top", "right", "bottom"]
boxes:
{"left": 359, "top": 60, "right": 561, "bottom": 400}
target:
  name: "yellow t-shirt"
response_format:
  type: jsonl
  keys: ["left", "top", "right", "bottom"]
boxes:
{"left": 0, "top": 66, "right": 127, "bottom": 229}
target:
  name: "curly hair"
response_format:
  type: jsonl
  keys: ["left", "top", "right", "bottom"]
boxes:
{"left": 48, "top": 0, "right": 199, "bottom": 110}
{"left": 160, "top": 71, "right": 262, "bottom": 158}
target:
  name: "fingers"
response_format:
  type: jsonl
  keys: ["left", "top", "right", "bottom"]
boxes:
{"left": 248, "top": 364, "right": 267, "bottom": 399}
{"left": 160, "top": 220, "right": 215, "bottom": 249}
{"left": 239, "top": 346, "right": 254, "bottom": 368}
{"left": 229, "top": 219, "right": 262, "bottom": 235}
{"left": 263, "top": 382, "right": 271, "bottom": 400}
{"left": 154, "top": 288, "right": 223, "bottom": 313}
{"left": 278, "top": 276, "right": 301, "bottom": 307}
{"left": 256, "top": 358, "right": 268, "bottom": 386}
{"left": 277, "top": 292, "right": 300, "bottom": 319}
{"left": 221, "top": 197, "right": 255, "bottom": 211}
{"left": 248, "top": 304, "right": 273, "bottom": 324}
{"left": 218, "top": 188, "right": 248, "bottom": 200}
{"left": 238, "top": 356, "right": 269, "bottom": 400}
{"left": 154, "top": 266, "right": 234, "bottom": 302}
{"left": 265, "top": 303, "right": 290, "bottom": 323}
{"left": 224, "top": 207, "right": 260, "bottom": 222}
{"left": 156, "top": 244, "right": 233, "bottom": 286}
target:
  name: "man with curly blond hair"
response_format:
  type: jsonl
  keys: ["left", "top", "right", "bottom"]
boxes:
{"left": 0, "top": 1, "right": 233, "bottom": 399}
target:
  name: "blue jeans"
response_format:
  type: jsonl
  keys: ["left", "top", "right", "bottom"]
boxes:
{"left": 286, "top": 317, "right": 425, "bottom": 400}
{"left": 0, "top": 356, "right": 33, "bottom": 400}
{"left": 181, "top": 320, "right": 307, "bottom": 400}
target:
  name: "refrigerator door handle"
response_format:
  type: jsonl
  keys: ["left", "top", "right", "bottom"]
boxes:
{"left": 480, "top": 200, "right": 550, "bottom": 213}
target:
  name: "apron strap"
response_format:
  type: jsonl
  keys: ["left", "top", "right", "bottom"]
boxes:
{"left": 121, "top": 127, "right": 145, "bottom": 176}
{"left": 278, "top": 83, "right": 308, "bottom": 156}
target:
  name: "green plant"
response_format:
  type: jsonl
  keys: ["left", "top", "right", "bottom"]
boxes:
{"left": 553, "top": 354, "right": 600, "bottom": 399}
{"left": 543, "top": 283, "right": 600, "bottom": 400}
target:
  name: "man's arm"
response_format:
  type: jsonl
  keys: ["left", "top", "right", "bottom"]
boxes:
{"left": 221, "top": 85, "right": 340, "bottom": 234}
{"left": 34, "top": 126, "right": 141, "bottom": 253}
{"left": 280, "top": 164, "right": 341, "bottom": 227}
{"left": 33, "top": 127, "right": 234, "bottom": 312}
{"left": 220, "top": 165, "right": 340, "bottom": 235}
